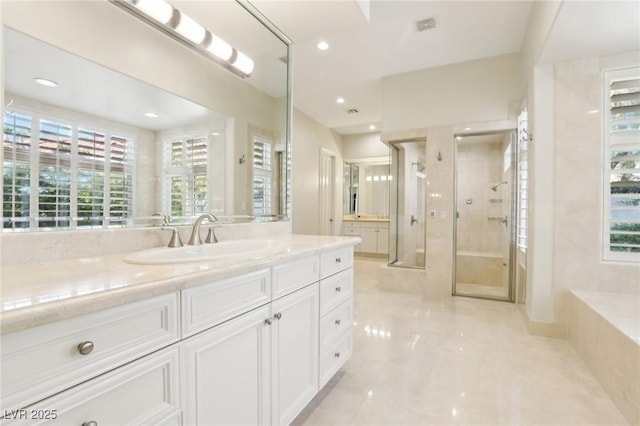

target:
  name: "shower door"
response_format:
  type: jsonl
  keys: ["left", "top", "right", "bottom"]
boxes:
{"left": 389, "top": 139, "right": 427, "bottom": 269}
{"left": 453, "top": 131, "right": 517, "bottom": 301}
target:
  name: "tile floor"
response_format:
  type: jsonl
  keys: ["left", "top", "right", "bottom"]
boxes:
{"left": 293, "top": 256, "right": 628, "bottom": 426}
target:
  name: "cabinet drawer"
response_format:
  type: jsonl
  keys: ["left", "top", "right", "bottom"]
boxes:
{"left": 319, "top": 269, "right": 353, "bottom": 316}
{"left": 272, "top": 255, "right": 319, "bottom": 299}
{"left": 320, "top": 299, "right": 353, "bottom": 349}
{"left": 320, "top": 247, "right": 353, "bottom": 278}
{"left": 319, "top": 328, "right": 353, "bottom": 389}
{"left": 342, "top": 221, "right": 359, "bottom": 230}
{"left": 1, "top": 346, "right": 181, "bottom": 425}
{"left": 182, "top": 269, "right": 271, "bottom": 337}
{"left": 343, "top": 228, "right": 361, "bottom": 237}
{"left": 1, "top": 293, "right": 179, "bottom": 412}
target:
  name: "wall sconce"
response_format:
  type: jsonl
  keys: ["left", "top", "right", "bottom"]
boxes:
{"left": 111, "top": 0, "right": 255, "bottom": 78}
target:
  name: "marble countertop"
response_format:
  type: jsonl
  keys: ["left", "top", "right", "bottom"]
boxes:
{"left": 342, "top": 217, "right": 390, "bottom": 222}
{"left": 0, "top": 234, "right": 359, "bottom": 335}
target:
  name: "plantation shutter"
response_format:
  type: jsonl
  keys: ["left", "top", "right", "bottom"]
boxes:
{"left": 604, "top": 67, "right": 640, "bottom": 261}
{"left": 252, "top": 135, "right": 273, "bottom": 216}
{"left": 2, "top": 112, "right": 32, "bottom": 229}
{"left": 164, "top": 135, "right": 208, "bottom": 220}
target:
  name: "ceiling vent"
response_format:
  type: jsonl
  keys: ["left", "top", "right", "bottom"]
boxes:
{"left": 345, "top": 108, "right": 359, "bottom": 114}
{"left": 415, "top": 17, "right": 437, "bottom": 32}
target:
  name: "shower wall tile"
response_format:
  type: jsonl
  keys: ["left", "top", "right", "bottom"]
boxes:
{"left": 551, "top": 51, "right": 640, "bottom": 323}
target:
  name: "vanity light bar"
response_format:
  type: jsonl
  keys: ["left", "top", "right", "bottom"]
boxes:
{"left": 111, "top": 0, "right": 254, "bottom": 77}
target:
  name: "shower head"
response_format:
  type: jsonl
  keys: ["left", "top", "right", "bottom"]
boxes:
{"left": 489, "top": 181, "right": 508, "bottom": 192}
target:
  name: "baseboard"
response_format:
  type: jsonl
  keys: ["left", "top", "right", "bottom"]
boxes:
{"left": 517, "top": 303, "right": 567, "bottom": 339}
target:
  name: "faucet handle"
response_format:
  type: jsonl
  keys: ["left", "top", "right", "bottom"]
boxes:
{"left": 205, "top": 226, "right": 220, "bottom": 244}
{"left": 161, "top": 227, "right": 183, "bottom": 248}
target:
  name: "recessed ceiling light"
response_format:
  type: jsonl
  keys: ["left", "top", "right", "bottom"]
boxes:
{"left": 588, "top": 109, "right": 600, "bottom": 114}
{"left": 369, "top": 125, "right": 376, "bottom": 130}
{"left": 336, "top": 97, "right": 345, "bottom": 104}
{"left": 464, "top": 127, "right": 471, "bottom": 131}
{"left": 144, "top": 112, "right": 160, "bottom": 118}
{"left": 34, "top": 78, "right": 58, "bottom": 87}
{"left": 317, "top": 41, "right": 329, "bottom": 51}
{"left": 211, "top": 132, "right": 221, "bottom": 136}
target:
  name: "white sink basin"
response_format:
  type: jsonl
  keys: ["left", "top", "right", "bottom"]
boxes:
{"left": 124, "top": 239, "right": 289, "bottom": 265}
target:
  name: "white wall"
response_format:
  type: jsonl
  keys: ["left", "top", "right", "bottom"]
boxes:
{"left": 382, "top": 53, "right": 523, "bottom": 132}
{"left": 291, "top": 109, "right": 343, "bottom": 235}
{"left": 342, "top": 133, "right": 388, "bottom": 159}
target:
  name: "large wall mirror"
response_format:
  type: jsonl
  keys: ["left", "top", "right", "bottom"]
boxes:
{"left": 1, "top": 0, "right": 291, "bottom": 231}
{"left": 343, "top": 157, "right": 390, "bottom": 218}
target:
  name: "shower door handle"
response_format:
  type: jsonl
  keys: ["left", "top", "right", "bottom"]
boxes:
{"left": 410, "top": 214, "right": 418, "bottom": 226}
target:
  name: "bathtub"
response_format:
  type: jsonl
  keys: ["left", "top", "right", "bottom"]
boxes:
{"left": 455, "top": 251, "right": 504, "bottom": 286}
{"left": 567, "top": 290, "right": 639, "bottom": 425}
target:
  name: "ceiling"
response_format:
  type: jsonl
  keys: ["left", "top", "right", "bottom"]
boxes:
{"left": 251, "top": 0, "right": 534, "bottom": 135}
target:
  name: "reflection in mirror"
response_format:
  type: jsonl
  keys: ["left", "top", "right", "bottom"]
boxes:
{"left": 343, "top": 157, "right": 390, "bottom": 217}
{"left": 1, "top": 0, "right": 291, "bottom": 232}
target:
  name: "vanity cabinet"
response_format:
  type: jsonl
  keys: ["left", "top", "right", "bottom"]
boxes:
{"left": 0, "top": 243, "right": 355, "bottom": 426}
{"left": 342, "top": 220, "right": 388, "bottom": 254}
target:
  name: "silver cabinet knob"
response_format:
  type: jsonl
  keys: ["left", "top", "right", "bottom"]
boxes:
{"left": 274, "top": 312, "right": 282, "bottom": 320}
{"left": 334, "top": 352, "right": 341, "bottom": 358}
{"left": 264, "top": 318, "right": 272, "bottom": 325}
{"left": 335, "top": 319, "right": 341, "bottom": 325}
{"left": 335, "top": 257, "right": 342, "bottom": 264}
{"left": 335, "top": 286, "right": 341, "bottom": 292}
{"left": 77, "top": 341, "right": 94, "bottom": 355}
{"left": 82, "top": 422, "right": 98, "bottom": 426}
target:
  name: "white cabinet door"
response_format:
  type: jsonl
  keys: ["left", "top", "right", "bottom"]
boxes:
{"left": 377, "top": 228, "right": 389, "bottom": 254}
{"left": 271, "top": 283, "right": 319, "bottom": 426}
{"left": 181, "top": 305, "right": 271, "bottom": 426}
{"left": 359, "top": 228, "right": 378, "bottom": 253}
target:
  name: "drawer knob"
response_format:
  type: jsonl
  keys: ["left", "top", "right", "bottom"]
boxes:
{"left": 82, "top": 422, "right": 98, "bottom": 426}
{"left": 335, "top": 319, "right": 341, "bottom": 325}
{"left": 335, "top": 286, "right": 342, "bottom": 292}
{"left": 335, "top": 257, "right": 342, "bottom": 264}
{"left": 334, "top": 352, "right": 341, "bottom": 358}
{"left": 274, "top": 312, "right": 282, "bottom": 320}
{"left": 77, "top": 341, "right": 95, "bottom": 355}
{"left": 264, "top": 318, "right": 272, "bottom": 326}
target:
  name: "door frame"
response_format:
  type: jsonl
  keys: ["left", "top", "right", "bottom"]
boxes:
{"left": 319, "top": 147, "right": 336, "bottom": 236}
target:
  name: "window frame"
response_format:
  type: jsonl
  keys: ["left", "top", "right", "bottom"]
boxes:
{"left": 602, "top": 66, "right": 640, "bottom": 263}
{"left": 2, "top": 106, "right": 136, "bottom": 231}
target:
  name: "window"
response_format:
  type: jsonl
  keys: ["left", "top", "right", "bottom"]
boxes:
{"left": 162, "top": 134, "right": 209, "bottom": 220}
{"left": 251, "top": 133, "right": 273, "bottom": 216}
{"left": 517, "top": 109, "right": 529, "bottom": 252}
{"left": 2, "top": 108, "right": 135, "bottom": 230}
{"left": 603, "top": 66, "right": 640, "bottom": 262}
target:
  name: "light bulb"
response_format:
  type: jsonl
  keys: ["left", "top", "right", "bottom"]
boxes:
{"left": 134, "top": 0, "right": 173, "bottom": 24}
{"left": 174, "top": 11, "right": 206, "bottom": 44}
{"left": 232, "top": 50, "right": 255, "bottom": 75}
{"left": 206, "top": 34, "right": 233, "bottom": 61}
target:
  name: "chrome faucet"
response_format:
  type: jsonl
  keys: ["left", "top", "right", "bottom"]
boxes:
{"left": 188, "top": 214, "right": 218, "bottom": 245}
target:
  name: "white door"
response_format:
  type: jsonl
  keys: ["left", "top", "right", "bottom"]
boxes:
{"left": 182, "top": 305, "right": 271, "bottom": 426}
{"left": 319, "top": 148, "right": 335, "bottom": 235}
{"left": 271, "top": 283, "right": 319, "bottom": 426}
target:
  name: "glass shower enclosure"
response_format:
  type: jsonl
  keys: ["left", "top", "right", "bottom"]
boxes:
{"left": 389, "top": 139, "right": 427, "bottom": 269}
{"left": 453, "top": 130, "right": 517, "bottom": 301}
